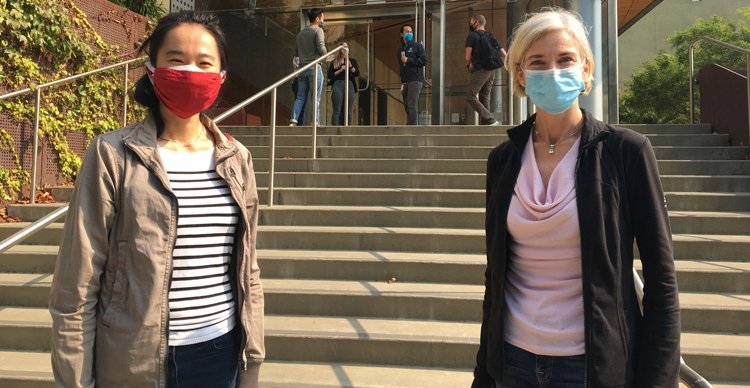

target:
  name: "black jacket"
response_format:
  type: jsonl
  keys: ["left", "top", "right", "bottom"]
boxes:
{"left": 473, "top": 110, "right": 681, "bottom": 388}
{"left": 327, "top": 58, "right": 360, "bottom": 89}
{"left": 397, "top": 41, "right": 427, "bottom": 83}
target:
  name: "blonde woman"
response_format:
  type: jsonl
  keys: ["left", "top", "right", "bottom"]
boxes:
{"left": 473, "top": 8, "right": 680, "bottom": 388}
{"left": 327, "top": 44, "right": 360, "bottom": 125}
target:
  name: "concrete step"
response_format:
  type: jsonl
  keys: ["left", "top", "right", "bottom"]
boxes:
{"left": 0, "top": 350, "right": 475, "bottom": 388}
{"left": 253, "top": 158, "right": 750, "bottom": 176}
{"left": 8, "top": 204, "right": 750, "bottom": 238}
{"left": 666, "top": 192, "right": 750, "bottom": 212}
{"left": 635, "top": 259, "right": 750, "bottom": 294}
{"left": 2, "top": 220, "right": 750, "bottom": 259}
{"left": 266, "top": 173, "right": 750, "bottom": 192}
{"left": 234, "top": 133, "right": 729, "bottom": 148}
{"left": 1, "top": 273, "right": 747, "bottom": 332}
{"left": 7, "top": 205, "right": 750, "bottom": 237}
{"left": 0, "top": 350, "right": 52, "bottom": 388}
{"left": 2, "top": 246, "right": 748, "bottom": 294}
{"left": 259, "top": 361, "right": 473, "bottom": 388}
{"left": 237, "top": 134, "right": 508, "bottom": 147}
{"left": 263, "top": 189, "right": 750, "bottom": 211}
{"left": 618, "top": 123, "right": 713, "bottom": 135}
{"left": 244, "top": 145, "right": 750, "bottom": 161}
{"left": 222, "top": 123, "right": 713, "bottom": 136}
{"left": 681, "top": 331, "right": 750, "bottom": 382}
{"left": 1, "top": 308, "right": 747, "bottom": 381}
{"left": 2, "top": 352, "right": 748, "bottom": 388}
{"left": 224, "top": 124, "right": 517, "bottom": 136}
{"left": 0, "top": 309, "right": 480, "bottom": 367}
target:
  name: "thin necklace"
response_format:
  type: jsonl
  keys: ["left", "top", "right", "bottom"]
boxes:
{"left": 533, "top": 123, "right": 580, "bottom": 154}
{"left": 159, "top": 125, "right": 205, "bottom": 148}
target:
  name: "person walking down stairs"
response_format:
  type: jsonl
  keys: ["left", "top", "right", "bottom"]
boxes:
{"left": 473, "top": 8, "right": 681, "bottom": 388}
{"left": 48, "top": 11, "right": 264, "bottom": 388}
{"left": 465, "top": 14, "right": 505, "bottom": 126}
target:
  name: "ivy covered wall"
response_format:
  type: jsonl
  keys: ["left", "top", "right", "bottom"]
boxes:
{"left": 0, "top": 0, "right": 151, "bottom": 200}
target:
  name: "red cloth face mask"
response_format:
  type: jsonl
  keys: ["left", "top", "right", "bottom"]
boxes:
{"left": 146, "top": 62, "right": 225, "bottom": 119}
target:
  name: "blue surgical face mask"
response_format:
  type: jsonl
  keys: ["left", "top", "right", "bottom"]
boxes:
{"left": 404, "top": 32, "right": 414, "bottom": 42}
{"left": 523, "top": 65, "right": 585, "bottom": 115}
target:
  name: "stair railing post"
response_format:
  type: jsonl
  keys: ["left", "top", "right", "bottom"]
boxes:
{"left": 344, "top": 49, "right": 350, "bottom": 127}
{"left": 746, "top": 52, "right": 750, "bottom": 156}
{"left": 312, "top": 65, "right": 318, "bottom": 159}
{"left": 688, "top": 42, "right": 696, "bottom": 124}
{"left": 122, "top": 62, "right": 129, "bottom": 127}
{"left": 30, "top": 88, "right": 42, "bottom": 205}
{"left": 269, "top": 88, "right": 277, "bottom": 207}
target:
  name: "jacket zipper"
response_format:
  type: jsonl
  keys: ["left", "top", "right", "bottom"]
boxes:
{"left": 225, "top": 165, "right": 250, "bottom": 370}
{"left": 574, "top": 131, "right": 608, "bottom": 388}
{"left": 126, "top": 142, "right": 178, "bottom": 388}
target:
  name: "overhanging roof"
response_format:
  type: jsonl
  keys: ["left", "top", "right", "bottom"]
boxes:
{"left": 618, "top": 0, "right": 663, "bottom": 34}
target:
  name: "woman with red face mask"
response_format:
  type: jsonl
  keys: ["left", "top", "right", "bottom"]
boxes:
{"left": 49, "top": 11, "right": 264, "bottom": 388}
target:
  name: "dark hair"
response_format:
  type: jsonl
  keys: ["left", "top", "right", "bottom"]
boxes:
{"left": 401, "top": 24, "right": 413, "bottom": 34}
{"left": 133, "top": 11, "right": 228, "bottom": 130}
{"left": 307, "top": 8, "right": 323, "bottom": 23}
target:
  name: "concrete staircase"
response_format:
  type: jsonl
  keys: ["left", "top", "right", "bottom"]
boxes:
{"left": 1, "top": 123, "right": 749, "bottom": 387}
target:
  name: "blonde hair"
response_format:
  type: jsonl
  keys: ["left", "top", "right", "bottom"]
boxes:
{"left": 505, "top": 7, "right": 595, "bottom": 97}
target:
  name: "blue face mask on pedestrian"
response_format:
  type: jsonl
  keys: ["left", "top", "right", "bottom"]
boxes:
{"left": 523, "top": 65, "right": 585, "bottom": 115}
{"left": 404, "top": 32, "right": 414, "bottom": 42}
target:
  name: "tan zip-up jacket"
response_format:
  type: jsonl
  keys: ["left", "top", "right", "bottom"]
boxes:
{"left": 49, "top": 115, "right": 264, "bottom": 388}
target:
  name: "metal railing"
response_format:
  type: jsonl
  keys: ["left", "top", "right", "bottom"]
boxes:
{"left": 689, "top": 36, "right": 750, "bottom": 152}
{"left": 0, "top": 57, "right": 146, "bottom": 204}
{"left": 215, "top": 44, "right": 349, "bottom": 206}
{"left": 632, "top": 269, "right": 713, "bottom": 388}
{"left": 0, "top": 204, "right": 68, "bottom": 254}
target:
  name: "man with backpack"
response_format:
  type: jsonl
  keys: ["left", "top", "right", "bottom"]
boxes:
{"left": 465, "top": 14, "right": 506, "bottom": 126}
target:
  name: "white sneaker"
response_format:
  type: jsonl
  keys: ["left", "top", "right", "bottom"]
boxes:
{"left": 487, "top": 120, "right": 501, "bottom": 126}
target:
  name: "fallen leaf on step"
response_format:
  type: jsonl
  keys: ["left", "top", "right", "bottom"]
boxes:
{"left": 35, "top": 189, "right": 56, "bottom": 204}
{"left": 387, "top": 277, "right": 397, "bottom": 284}
{"left": 0, "top": 207, "right": 22, "bottom": 223}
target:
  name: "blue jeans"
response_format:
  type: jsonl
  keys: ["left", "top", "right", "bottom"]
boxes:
{"left": 331, "top": 79, "right": 355, "bottom": 125}
{"left": 495, "top": 342, "right": 585, "bottom": 388}
{"left": 291, "top": 65, "right": 323, "bottom": 124}
{"left": 167, "top": 327, "right": 240, "bottom": 388}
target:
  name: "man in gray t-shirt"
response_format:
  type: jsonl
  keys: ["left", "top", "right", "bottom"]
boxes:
{"left": 290, "top": 8, "right": 327, "bottom": 126}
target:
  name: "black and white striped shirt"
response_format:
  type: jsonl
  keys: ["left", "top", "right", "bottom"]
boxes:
{"left": 159, "top": 147, "right": 239, "bottom": 346}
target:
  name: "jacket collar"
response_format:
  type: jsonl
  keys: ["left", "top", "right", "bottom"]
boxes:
{"left": 123, "top": 114, "right": 239, "bottom": 163}
{"left": 506, "top": 109, "right": 610, "bottom": 153}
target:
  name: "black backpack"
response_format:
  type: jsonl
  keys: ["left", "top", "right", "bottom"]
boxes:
{"left": 477, "top": 31, "right": 503, "bottom": 70}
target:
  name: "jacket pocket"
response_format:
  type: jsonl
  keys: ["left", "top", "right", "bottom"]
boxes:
{"left": 101, "top": 241, "right": 130, "bottom": 328}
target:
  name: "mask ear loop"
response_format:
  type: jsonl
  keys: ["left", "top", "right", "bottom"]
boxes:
{"left": 145, "top": 61, "right": 155, "bottom": 84}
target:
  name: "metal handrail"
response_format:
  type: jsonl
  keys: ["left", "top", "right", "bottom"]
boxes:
{"left": 215, "top": 44, "right": 348, "bottom": 206}
{"left": 0, "top": 57, "right": 146, "bottom": 204}
{"left": 632, "top": 269, "right": 713, "bottom": 388}
{"left": 0, "top": 46, "right": 348, "bottom": 254}
{"left": 0, "top": 204, "right": 68, "bottom": 254}
{"left": 688, "top": 36, "right": 750, "bottom": 152}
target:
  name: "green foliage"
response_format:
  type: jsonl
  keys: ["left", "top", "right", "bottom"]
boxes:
{"left": 109, "top": 0, "right": 165, "bottom": 20}
{"left": 0, "top": 130, "right": 29, "bottom": 201}
{"left": 0, "top": 0, "right": 146, "bottom": 200}
{"left": 620, "top": 7, "right": 750, "bottom": 124}
{"left": 620, "top": 54, "right": 690, "bottom": 124}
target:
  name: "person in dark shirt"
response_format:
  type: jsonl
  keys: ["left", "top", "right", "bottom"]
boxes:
{"left": 327, "top": 44, "right": 360, "bottom": 125}
{"left": 397, "top": 24, "right": 427, "bottom": 125}
{"left": 290, "top": 8, "right": 327, "bottom": 126}
{"left": 465, "top": 14, "right": 506, "bottom": 126}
